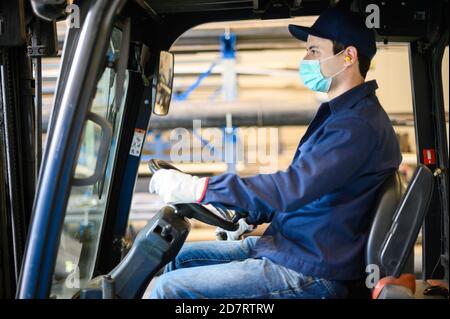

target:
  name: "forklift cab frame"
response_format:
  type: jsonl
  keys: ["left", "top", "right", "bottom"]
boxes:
{"left": 0, "top": 0, "right": 447, "bottom": 299}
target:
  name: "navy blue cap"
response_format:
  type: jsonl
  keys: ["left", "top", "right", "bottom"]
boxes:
{"left": 288, "top": 7, "right": 377, "bottom": 59}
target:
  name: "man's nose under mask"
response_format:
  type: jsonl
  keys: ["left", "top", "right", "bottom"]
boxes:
{"left": 299, "top": 50, "right": 347, "bottom": 93}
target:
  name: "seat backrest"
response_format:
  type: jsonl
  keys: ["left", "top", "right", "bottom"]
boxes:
{"left": 366, "top": 172, "right": 404, "bottom": 278}
{"left": 366, "top": 165, "right": 434, "bottom": 279}
{"left": 379, "top": 165, "right": 434, "bottom": 277}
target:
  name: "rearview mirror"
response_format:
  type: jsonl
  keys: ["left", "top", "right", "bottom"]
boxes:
{"left": 152, "top": 51, "right": 174, "bottom": 116}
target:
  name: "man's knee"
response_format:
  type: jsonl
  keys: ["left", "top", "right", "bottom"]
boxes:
{"left": 164, "top": 242, "right": 197, "bottom": 273}
{"left": 149, "top": 272, "right": 191, "bottom": 299}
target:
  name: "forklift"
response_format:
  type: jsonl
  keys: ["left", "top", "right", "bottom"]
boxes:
{"left": 0, "top": 0, "right": 448, "bottom": 299}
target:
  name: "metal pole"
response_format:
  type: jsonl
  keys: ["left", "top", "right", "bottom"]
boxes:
{"left": 409, "top": 41, "right": 446, "bottom": 280}
{"left": 31, "top": 32, "right": 43, "bottom": 176}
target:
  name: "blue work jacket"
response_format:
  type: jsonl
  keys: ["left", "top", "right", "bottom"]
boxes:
{"left": 201, "top": 80, "right": 402, "bottom": 280}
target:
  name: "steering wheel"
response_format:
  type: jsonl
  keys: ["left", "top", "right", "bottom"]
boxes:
{"left": 148, "top": 159, "right": 240, "bottom": 231}
{"left": 148, "top": 158, "right": 181, "bottom": 173}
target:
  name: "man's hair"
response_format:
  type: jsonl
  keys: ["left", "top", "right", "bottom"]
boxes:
{"left": 333, "top": 41, "right": 372, "bottom": 79}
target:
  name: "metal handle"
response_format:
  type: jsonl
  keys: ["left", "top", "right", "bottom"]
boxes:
{"left": 73, "top": 112, "right": 113, "bottom": 186}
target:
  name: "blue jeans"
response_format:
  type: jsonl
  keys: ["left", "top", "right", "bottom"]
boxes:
{"left": 149, "top": 237, "right": 349, "bottom": 299}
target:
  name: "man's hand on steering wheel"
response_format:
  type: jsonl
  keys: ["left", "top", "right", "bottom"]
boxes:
{"left": 148, "top": 169, "right": 209, "bottom": 204}
{"left": 148, "top": 160, "right": 254, "bottom": 236}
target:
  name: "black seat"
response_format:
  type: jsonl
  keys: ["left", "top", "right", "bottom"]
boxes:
{"left": 366, "top": 172, "right": 405, "bottom": 279}
{"left": 365, "top": 165, "right": 434, "bottom": 299}
{"left": 345, "top": 172, "right": 404, "bottom": 299}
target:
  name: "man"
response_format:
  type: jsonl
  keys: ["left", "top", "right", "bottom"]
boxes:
{"left": 148, "top": 7, "right": 402, "bottom": 299}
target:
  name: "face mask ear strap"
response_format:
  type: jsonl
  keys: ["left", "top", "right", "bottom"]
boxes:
{"left": 327, "top": 49, "right": 349, "bottom": 79}
{"left": 329, "top": 64, "right": 348, "bottom": 79}
{"left": 320, "top": 49, "right": 346, "bottom": 63}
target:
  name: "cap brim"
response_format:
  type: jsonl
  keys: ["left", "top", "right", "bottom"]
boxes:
{"left": 288, "top": 24, "right": 312, "bottom": 42}
{"left": 288, "top": 24, "right": 332, "bottom": 42}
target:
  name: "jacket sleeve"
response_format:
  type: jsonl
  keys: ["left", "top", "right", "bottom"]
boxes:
{"left": 200, "top": 117, "right": 378, "bottom": 225}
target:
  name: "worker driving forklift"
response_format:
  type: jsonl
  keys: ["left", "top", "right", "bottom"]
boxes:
{"left": 147, "top": 7, "right": 402, "bottom": 299}
{"left": 0, "top": 0, "right": 448, "bottom": 300}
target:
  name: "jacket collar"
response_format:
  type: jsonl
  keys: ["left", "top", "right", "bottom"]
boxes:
{"left": 328, "top": 80, "right": 379, "bottom": 114}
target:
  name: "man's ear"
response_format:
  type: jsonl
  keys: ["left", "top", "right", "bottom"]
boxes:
{"left": 344, "top": 46, "right": 358, "bottom": 66}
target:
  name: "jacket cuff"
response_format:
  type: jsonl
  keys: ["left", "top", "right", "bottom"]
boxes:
{"left": 196, "top": 177, "right": 209, "bottom": 203}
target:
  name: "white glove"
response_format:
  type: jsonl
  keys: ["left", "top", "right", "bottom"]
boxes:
{"left": 149, "top": 169, "right": 208, "bottom": 204}
{"left": 215, "top": 218, "right": 256, "bottom": 241}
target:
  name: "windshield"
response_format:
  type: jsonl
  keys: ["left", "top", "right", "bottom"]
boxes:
{"left": 50, "top": 27, "right": 128, "bottom": 299}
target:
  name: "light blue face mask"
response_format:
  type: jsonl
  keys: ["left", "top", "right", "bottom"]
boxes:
{"left": 299, "top": 50, "right": 347, "bottom": 93}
